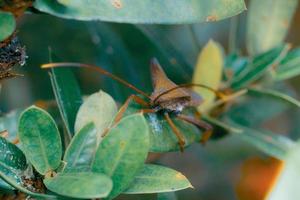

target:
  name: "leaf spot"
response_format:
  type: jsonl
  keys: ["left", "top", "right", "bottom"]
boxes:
{"left": 111, "top": 0, "right": 122, "bottom": 9}
{"left": 120, "top": 141, "right": 126, "bottom": 149}
{"left": 206, "top": 15, "right": 218, "bottom": 22}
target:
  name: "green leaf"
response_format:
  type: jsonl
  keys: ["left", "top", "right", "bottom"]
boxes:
{"left": 125, "top": 100, "right": 201, "bottom": 152}
{"left": 0, "top": 11, "right": 15, "bottom": 41}
{"left": 92, "top": 114, "right": 149, "bottom": 199}
{"left": 63, "top": 123, "right": 97, "bottom": 171}
{"left": 18, "top": 106, "right": 62, "bottom": 175}
{"left": 44, "top": 172, "right": 112, "bottom": 199}
{"left": 0, "top": 172, "right": 58, "bottom": 199}
{"left": 74, "top": 91, "right": 117, "bottom": 137}
{"left": 192, "top": 40, "right": 223, "bottom": 112}
{"left": 49, "top": 68, "right": 83, "bottom": 137}
{"left": 274, "top": 47, "right": 300, "bottom": 81}
{"left": 124, "top": 164, "right": 192, "bottom": 194}
{"left": 225, "top": 86, "right": 296, "bottom": 128}
{"left": 226, "top": 120, "right": 294, "bottom": 159}
{"left": 246, "top": 0, "right": 297, "bottom": 55}
{"left": 0, "top": 137, "right": 27, "bottom": 190}
{"left": 34, "top": 0, "right": 246, "bottom": 24}
{"left": 146, "top": 113, "right": 201, "bottom": 152}
{"left": 231, "top": 44, "right": 290, "bottom": 90}
{"left": 248, "top": 88, "right": 300, "bottom": 109}
{"left": 224, "top": 53, "right": 248, "bottom": 82}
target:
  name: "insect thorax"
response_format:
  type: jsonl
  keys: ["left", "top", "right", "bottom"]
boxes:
{"left": 151, "top": 97, "right": 190, "bottom": 114}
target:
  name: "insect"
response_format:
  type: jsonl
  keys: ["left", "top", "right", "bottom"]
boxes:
{"left": 0, "top": 34, "right": 26, "bottom": 81}
{"left": 42, "top": 59, "right": 224, "bottom": 151}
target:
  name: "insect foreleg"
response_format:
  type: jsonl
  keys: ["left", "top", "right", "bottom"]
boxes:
{"left": 164, "top": 113, "right": 186, "bottom": 152}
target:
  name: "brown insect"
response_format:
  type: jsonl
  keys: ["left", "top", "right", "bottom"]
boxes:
{"left": 0, "top": 34, "right": 26, "bottom": 81}
{"left": 42, "top": 59, "right": 223, "bottom": 151}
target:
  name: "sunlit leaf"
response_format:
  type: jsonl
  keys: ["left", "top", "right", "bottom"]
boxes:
{"left": 0, "top": 11, "right": 15, "bottom": 41}
{"left": 49, "top": 67, "right": 82, "bottom": 137}
{"left": 44, "top": 172, "right": 112, "bottom": 199}
{"left": 34, "top": 0, "right": 246, "bottom": 24}
{"left": 192, "top": 40, "right": 223, "bottom": 112}
{"left": 63, "top": 123, "right": 97, "bottom": 171}
{"left": 18, "top": 106, "right": 62, "bottom": 175}
{"left": 74, "top": 90, "right": 117, "bottom": 137}
{"left": 124, "top": 164, "right": 192, "bottom": 194}
{"left": 246, "top": 0, "right": 297, "bottom": 55}
{"left": 92, "top": 114, "right": 149, "bottom": 199}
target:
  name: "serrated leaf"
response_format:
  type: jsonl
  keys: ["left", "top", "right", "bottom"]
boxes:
{"left": 246, "top": 0, "right": 297, "bottom": 55}
{"left": 124, "top": 164, "right": 192, "bottom": 194}
{"left": 74, "top": 90, "right": 117, "bottom": 137}
{"left": 274, "top": 47, "right": 300, "bottom": 81}
{"left": 0, "top": 137, "right": 27, "bottom": 190}
{"left": 63, "top": 123, "right": 97, "bottom": 171}
{"left": 49, "top": 67, "right": 82, "bottom": 137}
{"left": 18, "top": 106, "right": 62, "bottom": 175}
{"left": 0, "top": 11, "right": 15, "bottom": 41}
{"left": 44, "top": 172, "right": 112, "bottom": 199}
{"left": 92, "top": 114, "right": 149, "bottom": 199}
{"left": 231, "top": 44, "right": 290, "bottom": 90}
{"left": 34, "top": 0, "right": 246, "bottom": 24}
{"left": 192, "top": 40, "right": 223, "bottom": 112}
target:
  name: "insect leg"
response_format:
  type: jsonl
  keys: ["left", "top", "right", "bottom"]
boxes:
{"left": 102, "top": 95, "right": 149, "bottom": 137}
{"left": 164, "top": 113, "right": 186, "bottom": 152}
{"left": 114, "top": 94, "right": 149, "bottom": 124}
{"left": 176, "top": 114, "right": 213, "bottom": 144}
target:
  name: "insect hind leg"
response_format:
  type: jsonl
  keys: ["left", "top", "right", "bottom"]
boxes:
{"left": 176, "top": 114, "right": 212, "bottom": 144}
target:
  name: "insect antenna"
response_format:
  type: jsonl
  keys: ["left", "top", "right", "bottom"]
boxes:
{"left": 41, "top": 62, "right": 151, "bottom": 99}
{"left": 153, "top": 83, "right": 224, "bottom": 103}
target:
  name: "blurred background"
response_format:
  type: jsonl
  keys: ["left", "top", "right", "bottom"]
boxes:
{"left": 1, "top": 1, "right": 300, "bottom": 200}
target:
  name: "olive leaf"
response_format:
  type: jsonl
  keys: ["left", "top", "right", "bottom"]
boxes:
{"left": 124, "top": 164, "right": 193, "bottom": 194}
{"left": 18, "top": 106, "right": 62, "bottom": 175}
{"left": 92, "top": 113, "right": 150, "bottom": 199}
